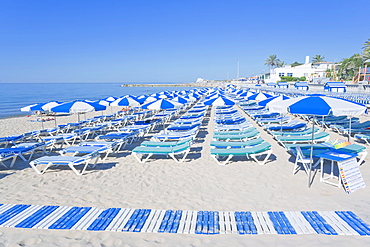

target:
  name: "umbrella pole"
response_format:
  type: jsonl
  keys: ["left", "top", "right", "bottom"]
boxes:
{"left": 308, "top": 116, "right": 315, "bottom": 188}
{"left": 348, "top": 116, "right": 352, "bottom": 142}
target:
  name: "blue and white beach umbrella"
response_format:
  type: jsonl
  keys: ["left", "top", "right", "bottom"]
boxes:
{"left": 268, "top": 96, "right": 367, "bottom": 116}
{"left": 110, "top": 96, "right": 141, "bottom": 107}
{"left": 21, "top": 103, "right": 42, "bottom": 112}
{"left": 171, "top": 96, "right": 188, "bottom": 104}
{"left": 21, "top": 101, "right": 62, "bottom": 112}
{"left": 258, "top": 95, "right": 290, "bottom": 106}
{"left": 247, "top": 92, "right": 273, "bottom": 101}
{"left": 203, "top": 96, "right": 235, "bottom": 106}
{"left": 51, "top": 100, "right": 106, "bottom": 114}
{"left": 143, "top": 96, "right": 160, "bottom": 104}
{"left": 141, "top": 98, "right": 183, "bottom": 110}
{"left": 268, "top": 95, "right": 367, "bottom": 188}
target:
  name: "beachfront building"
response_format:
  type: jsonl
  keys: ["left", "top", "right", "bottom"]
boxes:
{"left": 264, "top": 56, "right": 334, "bottom": 83}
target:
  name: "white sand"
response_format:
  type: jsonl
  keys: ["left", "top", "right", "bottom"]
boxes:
{"left": 0, "top": 109, "right": 370, "bottom": 246}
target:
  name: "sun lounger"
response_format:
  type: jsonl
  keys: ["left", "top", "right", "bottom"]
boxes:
{"left": 96, "top": 131, "right": 138, "bottom": 144}
{"left": 256, "top": 116, "right": 290, "bottom": 125}
{"left": 151, "top": 129, "right": 199, "bottom": 141}
{"left": 354, "top": 133, "right": 370, "bottom": 145}
{"left": 41, "top": 133, "right": 81, "bottom": 149}
{"left": 0, "top": 142, "right": 52, "bottom": 167}
{"left": 132, "top": 142, "right": 191, "bottom": 163}
{"left": 0, "top": 134, "right": 24, "bottom": 147}
{"left": 140, "top": 138, "right": 193, "bottom": 148}
{"left": 251, "top": 112, "right": 280, "bottom": 119}
{"left": 213, "top": 127, "right": 256, "bottom": 136}
{"left": 276, "top": 132, "right": 330, "bottom": 147}
{"left": 210, "top": 142, "right": 272, "bottom": 166}
{"left": 264, "top": 121, "right": 307, "bottom": 132}
{"left": 214, "top": 121, "right": 252, "bottom": 131}
{"left": 215, "top": 117, "right": 246, "bottom": 125}
{"left": 212, "top": 129, "right": 260, "bottom": 141}
{"left": 60, "top": 139, "right": 119, "bottom": 160}
{"left": 29, "top": 151, "right": 100, "bottom": 175}
{"left": 166, "top": 123, "right": 201, "bottom": 132}
{"left": 270, "top": 127, "right": 320, "bottom": 137}
{"left": 210, "top": 137, "right": 264, "bottom": 148}
{"left": 0, "top": 151, "right": 18, "bottom": 168}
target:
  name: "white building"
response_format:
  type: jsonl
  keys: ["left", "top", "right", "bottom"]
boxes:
{"left": 265, "top": 56, "right": 334, "bottom": 83}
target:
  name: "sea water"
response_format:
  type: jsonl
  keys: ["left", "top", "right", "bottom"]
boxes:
{"left": 0, "top": 82, "right": 195, "bottom": 119}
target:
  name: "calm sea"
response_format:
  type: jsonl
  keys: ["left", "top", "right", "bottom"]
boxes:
{"left": 0, "top": 82, "right": 195, "bottom": 119}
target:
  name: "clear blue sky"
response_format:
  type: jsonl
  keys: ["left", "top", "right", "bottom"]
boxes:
{"left": 1, "top": 0, "right": 369, "bottom": 83}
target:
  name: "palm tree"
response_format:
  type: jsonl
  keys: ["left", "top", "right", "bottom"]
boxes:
{"left": 312, "top": 55, "right": 325, "bottom": 63}
{"left": 264, "top": 55, "right": 281, "bottom": 69}
{"left": 277, "top": 60, "right": 285, "bottom": 68}
{"left": 362, "top": 38, "right": 370, "bottom": 51}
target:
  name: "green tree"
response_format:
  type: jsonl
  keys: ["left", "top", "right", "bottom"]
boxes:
{"left": 338, "top": 54, "right": 363, "bottom": 80}
{"left": 291, "top": 61, "right": 303, "bottom": 67}
{"left": 264, "top": 55, "right": 281, "bottom": 69}
{"left": 312, "top": 55, "right": 325, "bottom": 63}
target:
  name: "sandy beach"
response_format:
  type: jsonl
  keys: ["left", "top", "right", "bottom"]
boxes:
{"left": 0, "top": 107, "right": 370, "bottom": 247}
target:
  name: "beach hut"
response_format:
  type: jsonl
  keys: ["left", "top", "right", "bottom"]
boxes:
{"left": 324, "top": 82, "right": 347, "bottom": 93}
{"left": 294, "top": 81, "right": 309, "bottom": 90}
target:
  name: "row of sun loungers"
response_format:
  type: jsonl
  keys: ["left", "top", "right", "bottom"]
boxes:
{"left": 210, "top": 106, "right": 272, "bottom": 166}
{"left": 1, "top": 105, "right": 194, "bottom": 174}
{"left": 131, "top": 104, "right": 207, "bottom": 163}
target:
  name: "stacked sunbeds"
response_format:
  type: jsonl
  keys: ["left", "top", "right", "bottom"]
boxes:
{"left": 210, "top": 106, "right": 272, "bottom": 166}
{"left": 132, "top": 104, "right": 207, "bottom": 163}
